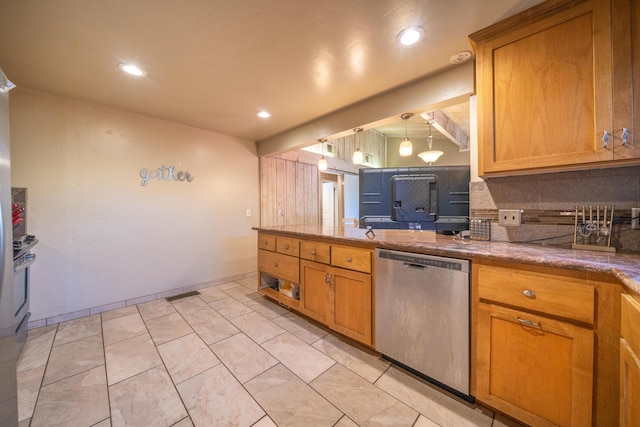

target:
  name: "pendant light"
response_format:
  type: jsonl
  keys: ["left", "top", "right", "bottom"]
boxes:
{"left": 317, "top": 138, "right": 328, "bottom": 171}
{"left": 418, "top": 122, "right": 444, "bottom": 164}
{"left": 399, "top": 113, "right": 413, "bottom": 156}
{"left": 352, "top": 128, "right": 364, "bottom": 165}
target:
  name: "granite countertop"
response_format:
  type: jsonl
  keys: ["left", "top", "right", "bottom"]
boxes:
{"left": 253, "top": 225, "right": 640, "bottom": 295}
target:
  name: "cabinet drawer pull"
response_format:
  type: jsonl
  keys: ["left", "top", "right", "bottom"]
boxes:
{"left": 517, "top": 317, "right": 540, "bottom": 328}
{"left": 273, "top": 262, "right": 278, "bottom": 268}
{"left": 622, "top": 128, "right": 629, "bottom": 145}
{"left": 284, "top": 244, "right": 289, "bottom": 250}
{"left": 522, "top": 289, "right": 536, "bottom": 298}
{"left": 325, "top": 273, "right": 331, "bottom": 284}
{"left": 311, "top": 250, "right": 316, "bottom": 255}
{"left": 603, "top": 130, "right": 609, "bottom": 148}
{"left": 346, "top": 256, "right": 352, "bottom": 262}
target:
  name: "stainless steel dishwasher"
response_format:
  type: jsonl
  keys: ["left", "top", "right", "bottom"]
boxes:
{"left": 375, "top": 248, "right": 471, "bottom": 399}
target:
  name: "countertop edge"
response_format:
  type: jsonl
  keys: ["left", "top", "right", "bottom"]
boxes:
{"left": 253, "top": 226, "right": 640, "bottom": 296}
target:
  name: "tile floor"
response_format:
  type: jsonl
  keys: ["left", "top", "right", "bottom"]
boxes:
{"left": 16, "top": 275, "right": 523, "bottom": 427}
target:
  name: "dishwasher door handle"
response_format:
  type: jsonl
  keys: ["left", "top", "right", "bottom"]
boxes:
{"left": 403, "top": 262, "right": 427, "bottom": 270}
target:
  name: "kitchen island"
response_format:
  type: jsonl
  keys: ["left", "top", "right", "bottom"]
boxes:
{"left": 253, "top": 224, "right": 640, "bottom": 426}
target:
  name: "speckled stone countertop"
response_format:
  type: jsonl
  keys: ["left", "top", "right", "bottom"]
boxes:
{"left": 253, "top": 225, "right": 640, "bottom": 296}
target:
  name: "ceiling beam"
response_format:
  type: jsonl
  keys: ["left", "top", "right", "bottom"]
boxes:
{"left": 421, "top": 110, "right": 469, "bottom": 151}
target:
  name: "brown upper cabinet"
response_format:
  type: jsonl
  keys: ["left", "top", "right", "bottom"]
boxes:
{"left": 470, "top": 0, "right": 640, "bottom": 176}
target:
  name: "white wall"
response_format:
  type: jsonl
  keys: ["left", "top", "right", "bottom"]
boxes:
{"left": 10, "top": 89, "right": 260, "bottom": 322}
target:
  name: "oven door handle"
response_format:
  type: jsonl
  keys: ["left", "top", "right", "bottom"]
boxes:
{"left": 15, "top": 253, "right": 36, "bottom": 273}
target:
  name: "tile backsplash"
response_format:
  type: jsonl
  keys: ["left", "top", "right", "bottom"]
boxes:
{"left": 470, "top": 165, "right": 640, "bottom": 253}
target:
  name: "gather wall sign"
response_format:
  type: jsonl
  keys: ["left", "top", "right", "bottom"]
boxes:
{"left": 140, "top": 165, "right": 194, "bottom": 186}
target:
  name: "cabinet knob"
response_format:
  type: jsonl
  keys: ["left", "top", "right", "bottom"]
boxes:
{"left": 603, "top": 130, "right": 609, "bottom": 148}
{"left": 325, "top": 273, "right": 331, "bottom": 284}
{"left": 311, "top": 250, "right": 316, "bottom": 255}
{"left": 273, "top": 262, "right": 278, "bottom": 268}
{"left": 622, "top": 127, "right": 629, "bottom": 145}
{"left": 346, "top": 257, "right": 352, "bottom": 262}
{"left": 522, "top": 289, "right": 536, "bottom": 298}
{"left": 284, "top": 244, "right": 289, "bottom": 250}
{"left": 517, "top": 316, "right": 540, "bottom": 328}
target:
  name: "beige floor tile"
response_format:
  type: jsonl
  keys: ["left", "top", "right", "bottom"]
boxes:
{"left": 209, "top": 297, "right": 254, "bottom": 319}
{"left": 145, "top": 312, "right": 193, "bottom": 345}
{"left": 101, "top": 305, "right": 139, "bottom": 322}
{"left": 210, "top": 333, "right": 278, "bottom": 383}
{"left": 109, "top": 365, "right": 188, "bottom": 427}
{"left": 311, "top": 364, "right": 419, "bottom": 427}
{"left": 173, "top": 298, "right": 240, "bottom": 345}
{"left": 17, "top": 365, "right": 45, "bottom": 422}
{"left": 53, "top": 314, "right": 101, "bottom": 347}
{"left": 18, "top": 418, "right": 30, "bottom": 427}
{"left": 245, "top": 364, "right": 343, "bottom": 426}
{"left": 252, "top": 415, "right": 277, "bottom": 427}
{"left": 222, "top": 284, "right": 263, "bottom": 303}
{"left": 415, "top": 414, "right": 441, "bottom": 427}
{"left": 235, "top": 276, "right": 259, "bottom": 290}
{"left": 172, "top": 416, "right": 195, "bottom": 427}
{"left": 43, "top": 333, "right": 104, "bottom": 386}
{"left": 216, "top": 281, "right": 241, "bottom": 291}
{"left": 177, "top": 364, "right": 265, "bottom": 427}
{"left": 262, "top": 332, "right": 335, "bottom": 383}
{"left": 276, "top": 311, "right": 330, "bottom": 344}
{"left": 157, "top": 333, "right": 220, "bottom": 384}
{"left": 243, "top": 297, "right": 289, "bottom": 320}
{"left": 334, "top": 415, "right": 360, "bottom": 427}
{"left": 196, "top": 286, "right": 228, "bottom": 303}
{"left": 102, "top": 312, "right": 148, "bottom": 346}
{"left": 92, "top": 418, "right": 111, "bottom": 427}
{"left": 17, "top": 325, "right": 57, "bottom": 373}
{"left": 105, "top": 333, "right": 162, "bottom": 385}
{"left": 375, "top": 365, "right": 493, "bottom": 427}
{"left": 137, "top": 298, "right": 176, "bottom": 321}
{"left": 230, "top": 312, "right": 285, "bottom": 344}
{"left": 312, "top": 333, "right": 390, "bottom": 383}
{"left": 30, "top": 365, "right": 109, "bottom": 427}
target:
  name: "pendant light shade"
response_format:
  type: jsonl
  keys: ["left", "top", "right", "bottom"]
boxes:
{"left": 318, "top": 156, "right": 328, "bottom": 170}
{"left": 399, "top": 113, "right": 413, "bottom": 157}
{"left": 317, "top": 138, "right": 328, "bottom": 170}
{"left": 352, "top": 128, "right": 364, "bottom": 164}
{"left": 418, "top": 123, "right": 443, "bottom": 164}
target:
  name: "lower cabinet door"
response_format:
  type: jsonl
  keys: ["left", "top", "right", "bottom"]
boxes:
{"left": 476, "top": 303, "right": 593, "bottom": 427}
{"left": 620, "top": 339, "right": 640, "bottom": 427}
{"left": 330, "top": 267, "right": 372, "bottom": 346}
{"left": 299, "top": 260, "right": 331, "bottom": 324}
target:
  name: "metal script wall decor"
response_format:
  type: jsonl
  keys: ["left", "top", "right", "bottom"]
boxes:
{"left": 140, "top": 165, "right": 194, "bottom": 186}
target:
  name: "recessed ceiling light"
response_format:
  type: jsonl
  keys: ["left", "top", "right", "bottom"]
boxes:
{"left": 257, "top": 111, "right": 271, "bottom": 119}
{"left": 118, "top": 63, "right": 146, "bottom": 77}
{"left": 397, "top": 26, "right": 425, "bottom": 46}
{"left": 450, "top": 51, "right": 473, "bottom": 64}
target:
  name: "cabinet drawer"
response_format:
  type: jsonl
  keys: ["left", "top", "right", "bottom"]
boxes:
{"left": 258, "top": 234, "right": 276, "bottom": 252}
{"left": 258, "top": 249, "right": 299, "bottom": 283}
{"left": 300, "top": 241, "right": 331, "bottom": 264}
{"left": 622, "top": 294, "right": 640, "bottom": 357}
{"left": 331, "top": 246, "right": 371, "bottom": 273}
{"left": 477, "top": 264, "right": 594, "bottom": 325}
{"left": 277, "top": 237, "right": 300, "bottom": 257}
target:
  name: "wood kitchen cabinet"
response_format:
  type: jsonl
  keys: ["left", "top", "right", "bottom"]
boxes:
{"left": 257, "top": 232, "right": 374, "bottom": 347}
{"left": 257, "top": 234, "right": 301, "bottom": 309}
{"left": 620, "top": 293, "right": 640, "bottom": 427}
{"left": 299, "top": 244, "right": 373, "bottom": 346}
{"left": 473, "top": 261, "right": 596, "bottom": 426}
{"left": 471, "top": 0, "right": 640, "bottom": 175}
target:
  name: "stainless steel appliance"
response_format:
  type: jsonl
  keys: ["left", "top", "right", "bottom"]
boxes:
{"left": 0, "top": 68, "right": 18, "bottom": 425}
{"left": 375, "top": 248, "right": 471, "bottom": 399}
{"left": 13, "top": 234, "right": 37, "bottom": 353}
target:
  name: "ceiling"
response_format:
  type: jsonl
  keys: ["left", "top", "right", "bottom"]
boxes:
{"left": 0, "top": 0, "right": 542, "bottom": 143}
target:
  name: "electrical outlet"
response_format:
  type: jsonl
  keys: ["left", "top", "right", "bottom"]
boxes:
{"left": 246, "top": 209, "right": 251, "bottom": 217}
{"left": 498, "top": 209, "right": 522, "bottom": 227}
{"left": 632, "top": 208, "right": 640, "bottom": 229}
